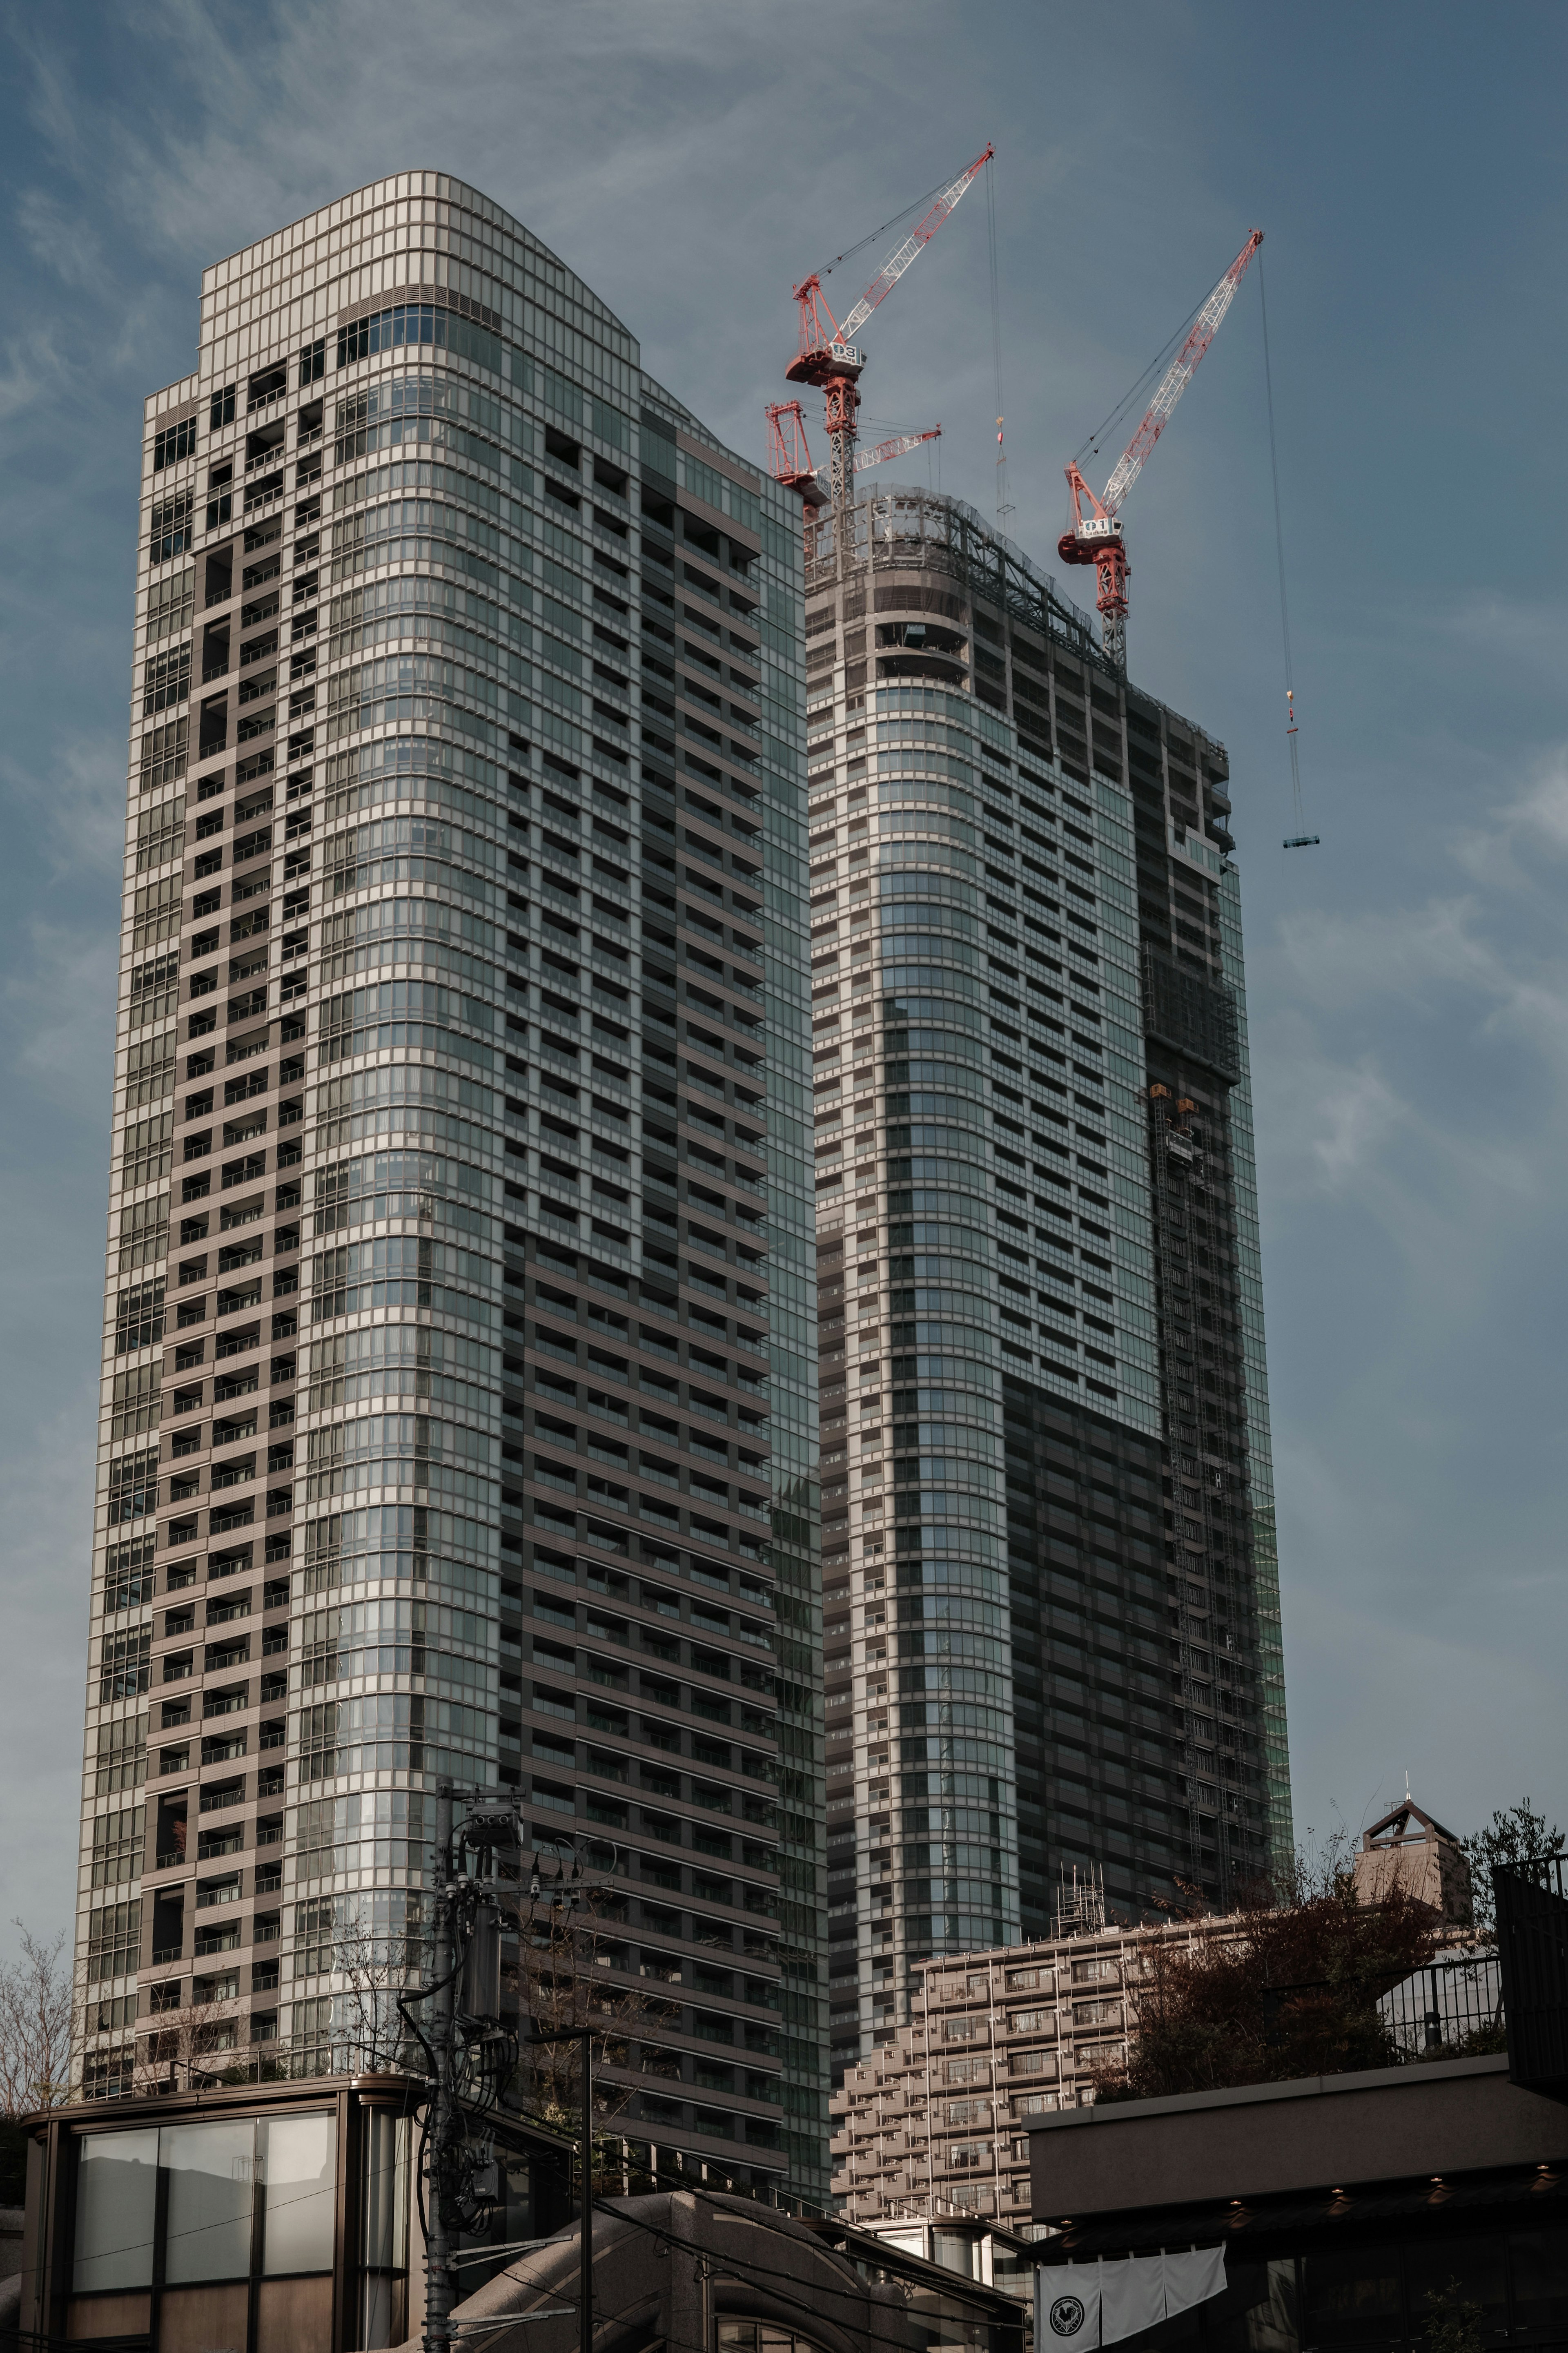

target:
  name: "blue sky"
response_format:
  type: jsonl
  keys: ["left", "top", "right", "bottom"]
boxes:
{"left": 3, "top": 0, "right": 1566, "bottom": 1954}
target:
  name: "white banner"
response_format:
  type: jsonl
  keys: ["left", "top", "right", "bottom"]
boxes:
{"left": 1036, "top": 2249, "right": 1227, "bottom": 2349}
{"left": 1039, "top": 2268, "right": 1102, "bottom": 2348}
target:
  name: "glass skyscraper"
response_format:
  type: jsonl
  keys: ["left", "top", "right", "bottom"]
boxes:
{"left": 806, "top": 488, "right": 1290, "bottom": 2078}
{"left": 83, "top": 173, "right": 824, "bottom": 2195}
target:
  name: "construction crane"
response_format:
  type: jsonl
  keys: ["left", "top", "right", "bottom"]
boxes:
{"left": 831, "top": 423, "right": 942, "bottom": 484}
{"left": 778, "top": 145, "right": 993, "bottom": 509}
{"left": 767, "top": 404, "right": 940, "bottom": 503}
{"left": 1059, "top": 228, "right": 1264, "bottom": 668}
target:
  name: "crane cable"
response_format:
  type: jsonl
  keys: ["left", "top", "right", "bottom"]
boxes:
{"left": 1258, "top": 254, "right": 1311, "bottom": 842}
{"left": 986, "top": 152, "right": 1010, "bottom": 534}
{"left": 815, "top": 160, "right": 969, "bottom": 284}
{"left": 1071, "top": 281, "right": 1212, "bottom": 473}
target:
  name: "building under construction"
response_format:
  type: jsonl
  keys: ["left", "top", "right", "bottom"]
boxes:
{"left": 805, "top": 482, "right": 1291, "bottom": 2081}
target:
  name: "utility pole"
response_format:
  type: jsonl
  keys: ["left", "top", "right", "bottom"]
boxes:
{"left": 412, "top": 1800, "right": 609, "bottom": 2353}
{"left": 523, "top": 2025, "right": 595, "bottom": 2353}
{"left": 581, "top": 2031, "right": 593, "bottom": 2353}
{"left": 425, "top": 1777, "right": 457, "bottom": 2353}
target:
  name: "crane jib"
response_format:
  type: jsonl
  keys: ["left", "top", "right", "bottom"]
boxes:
{"left": 834, "top": 143, "right": 995, "bottom": 346}
{"left": 1098, "top": 229, "right": 1263, "bottom": 517}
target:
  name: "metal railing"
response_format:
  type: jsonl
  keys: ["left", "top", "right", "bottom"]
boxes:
{"left": 1380, "top": 1952, "right": 1506, "bottom": 2061}
{"left": 1494, "top": 1856, "right": 1568, "bottom": 2097}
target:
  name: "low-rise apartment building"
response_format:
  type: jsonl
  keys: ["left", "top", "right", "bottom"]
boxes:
{"left": 831, "top": 1913, "right": 1168, "bottom": 2226}
{"left": 830, "top": 1801, "right": 1476, "bottom": 2226}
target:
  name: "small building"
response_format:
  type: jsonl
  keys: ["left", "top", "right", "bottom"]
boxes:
{"left": 2, "top": 2074, "right": 1025, "bottom": 2353}
{"left": 3, "top": 2069, "right": 572, "bottom": 2352}
{"left": 1026, "top": 2052, "right": 1568, "bottom": 2349}
{"left": 1352, "top": 1798, "right": 1473, "bottom": 1924}
{"left": 832, "top": 1914, "right": 1249, "bottom": 2225}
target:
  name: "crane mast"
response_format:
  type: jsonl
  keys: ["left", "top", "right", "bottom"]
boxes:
{"left": 782, "top": 145, "right": 992, "bottom": 514}
{"left": 1060, "top": 228, "right": 1263, "bottom": 667}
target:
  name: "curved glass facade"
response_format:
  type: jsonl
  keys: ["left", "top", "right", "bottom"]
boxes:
{"left": 82, "top": 175, "right": 824, "bottom": 2195}
{"left": 811, "top": 491, "right": 1290, "bottom": 2078}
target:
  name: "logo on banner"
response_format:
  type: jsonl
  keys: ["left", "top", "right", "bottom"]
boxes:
{"left": 1050, "top": 2296, "right": 1088, "bottom": 2337}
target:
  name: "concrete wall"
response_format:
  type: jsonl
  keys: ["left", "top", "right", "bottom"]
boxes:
{"left": 1027, "top": 2055, "right": 1568, "bottom": 2221}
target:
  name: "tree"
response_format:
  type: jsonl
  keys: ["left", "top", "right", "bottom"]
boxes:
{"left": 1423, "top": 2282, "right": 1486, "bottom": 2353}
{"left": 509, "top": 1885, "right": 662, "bottom": 2171}
{"left": 1092, "top": 1833, "right": 1441, "bottom": 2102}
{"left": 0, "top": 1925, "right": 74, "bottom": 2117}
{"left": 134, "top": 1988, "right": 243, "bottom": 2094}
{"left": 1460, "top": 1800, "right": 1565, "bottom": 1943}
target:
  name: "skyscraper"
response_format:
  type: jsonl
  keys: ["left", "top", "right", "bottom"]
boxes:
{"left": 83, "top": 173, "right": 824, "bottom": 2196}
{"left": 807, "top": 487, "right": 1290, "bottom": 2077}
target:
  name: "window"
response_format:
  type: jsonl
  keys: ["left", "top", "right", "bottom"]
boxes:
{"left": 114, "top": 1278, "right": 166, "bottom": 1354}
{"left": 121, "top": 1110, "right": 174, "bottom": 1193}
{"left": 1009, "top": 2047, "right": 1058, "bottom": 2079}
{"left": 298, "top": 338, "right": 325, "bottom": 386}
{"left": 1073, "top": 1998, "right": 1122, "bottom": 2028}
{"left": 1071, "top": 1956, "right": 1120, "bottom": 1985}
{"left": 210, "top": 384, "right": 236, "bottom": 430}
{"left": 146, "top": 566, "right": 195, "bottom": 643}
{"left": 136, "top": 794, "right": 187, "bottom": 870}
{"left": 99, "top": 1626, "right": 151, "bottom": 1703}
{"left": 129, "top": 955, "right": 179, "bottom": 1028}
{"left": 138, "top": 715, "right": 188, "bottom": 792}
{"left": 110, "top": 1361, "right": 162, "bottom": 1440}
{"left": 336, "top": 301, "right": 492, "bottom": 369}
{"left": 154, "top": 417, "right": 197, "bottom": 470}
{"left": 95, "top": 1713, "right": 147, "bottom": 1798}
{"left": 73, "top": 2112, "right": 338, "bottom": 2293}
{"left": 143, "top": 642, "right": 192, "bottom": 717}
{"left": 91, "top": 1805, "right": 145, "bottom": 1889}
{"left": 149, "top": 489, "right": 194, "bottom": 564}
{"left": 107, "top": 1447, "right": 159, "bottom": 1526}
{"left": 104, "top": 1533, "right": 157, "bottom": 1610}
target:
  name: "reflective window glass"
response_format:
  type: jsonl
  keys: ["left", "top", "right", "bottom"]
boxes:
{"left": 73, "top": 2128, "right": 158, "bottom": 2292}
{"left": 359, "top": 2109, "right": 407, "bottom": 2273}
{"left": 261, "top": 2110, "right": 335, "bottom": 2275}
{"left": 161, "top": 2118, "right": 254, "bottom": 2282}
{"left": 1303, "top": 2248, "right": 1402, "bottom": 2346}
{"left": 1407, "top": 2237, "right": 1507, "bottom": 2343}
{"left": 1511, "top": 2233, "right": 1568, "bottom": 2337}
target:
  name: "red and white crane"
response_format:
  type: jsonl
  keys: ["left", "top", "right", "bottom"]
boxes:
{"left": 773, "top": 145, "right": 992, "bottom": 508}
{"left": 1059, "top": 228, "right": 1263, "bottom": 667}
{"left": 766, "top": 404, "right": 940, "bottom": 505}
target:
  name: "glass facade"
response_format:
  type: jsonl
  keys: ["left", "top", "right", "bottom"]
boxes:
{"left": 81, "top": 174, "right": 822, "bottom": 2195}
{"left": 807, "top": 488, "right": 1290, "bottom": 2079}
